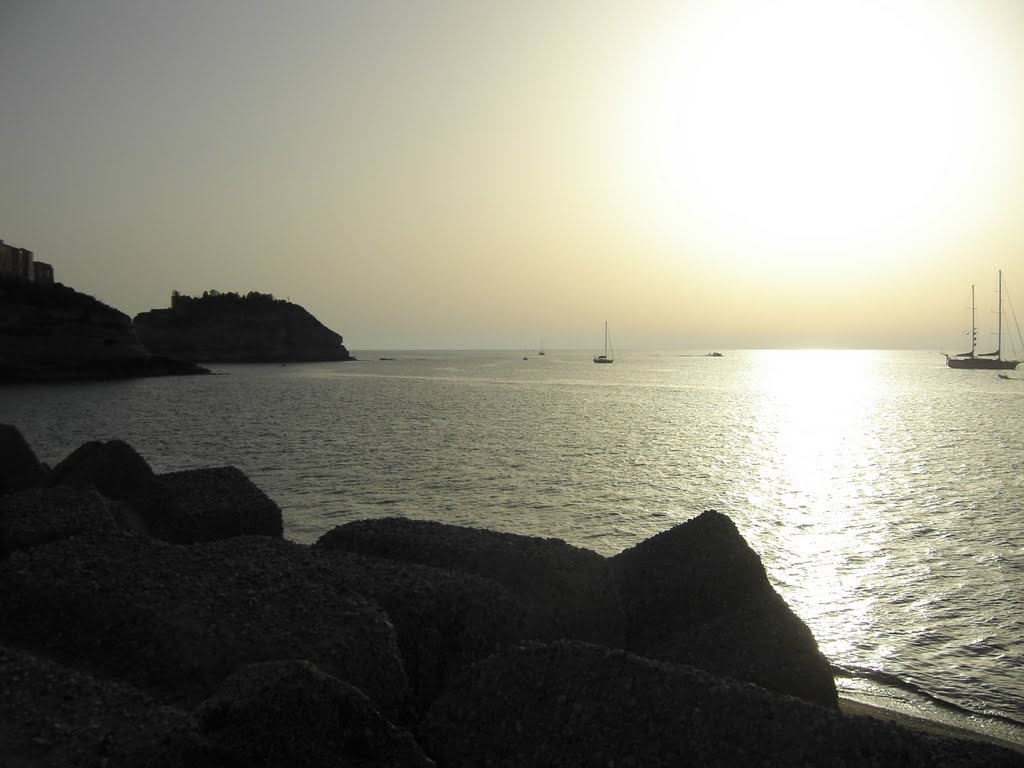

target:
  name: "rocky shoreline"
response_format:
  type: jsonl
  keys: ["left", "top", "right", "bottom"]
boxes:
{"left": 2, "top": 423, "right": 1021, "bottom": 766}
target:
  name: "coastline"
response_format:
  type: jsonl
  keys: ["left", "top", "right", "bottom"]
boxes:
{"left": 4, "top": 423, "right": 1024, "bottom": 764}
{"left": 839, "top": 696, "right": 1024, "bottom": 755}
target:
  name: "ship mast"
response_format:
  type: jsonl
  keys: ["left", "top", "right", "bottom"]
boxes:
{"left": 997, "top": 270, "right": 1003, "bottom": 360}
{"left": 970, "top": 285, "right": 977, "bottom": 356}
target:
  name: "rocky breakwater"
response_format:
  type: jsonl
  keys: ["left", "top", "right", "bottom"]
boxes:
{"left": 0, "top": 276, "right": 209, "bottom": 382}
{"left": 133, "top": 290, "right": 355, "bottom": 363}
{"left": 1, "top": 424, "right": 1022, "bottom": 767}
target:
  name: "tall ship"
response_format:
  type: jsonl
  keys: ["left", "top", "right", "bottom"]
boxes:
{"left": 946, "top": 270, "right": 1019, "bottom": 370}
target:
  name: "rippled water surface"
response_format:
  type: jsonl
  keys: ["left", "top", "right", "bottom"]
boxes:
{"left": 4, "top": 349, "right": 1023, "bottom": 739}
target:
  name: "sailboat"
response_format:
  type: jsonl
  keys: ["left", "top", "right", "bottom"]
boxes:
{"left": 593, "top": 321, "right": 614, "bottom": 364}
{"left": 538, "top": 340, "right": 545, "bottom": 356}
{"left": 946, "top": 270, "right": 1020, "bottom": 370}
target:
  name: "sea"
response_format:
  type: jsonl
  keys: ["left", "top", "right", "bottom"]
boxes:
{"left": 3, "top": 348, "right": 1023, "bottom": 745}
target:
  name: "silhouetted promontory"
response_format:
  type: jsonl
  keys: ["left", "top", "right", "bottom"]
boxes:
{"left": 0, "top": 276, "right": 209, "bottom": 382}
{"left": 133, "top": 290, "right": 355, "bottom": 363}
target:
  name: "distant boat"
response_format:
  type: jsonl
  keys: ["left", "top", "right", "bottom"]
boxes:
{"left": 946, "top": 271, "right": 1020, "bottom": 370}
{"left": 523, "top": 345, "right": 529, "bottom": 361}
{"left": 593, "top": 321, "right": 614, "bottom": 364}
{"left": 538, "top": 339, "right": 545, "bottom": 356}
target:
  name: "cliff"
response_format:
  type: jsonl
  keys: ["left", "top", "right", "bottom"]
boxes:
{"left": 0, "top": 277, "right": 209, "bottom": 382}
{"left": 133, "top": 290, "right": 355, "bottom": 363}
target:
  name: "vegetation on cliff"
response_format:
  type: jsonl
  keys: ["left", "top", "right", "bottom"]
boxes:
{"left": 0, "top": 273, "right": 124, "bottom": 315}
{"left": 133, "top": 290, "right": 355, "bottom": 363}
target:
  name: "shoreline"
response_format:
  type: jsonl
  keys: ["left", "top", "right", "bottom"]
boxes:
{"left": 839, "top": 696, "right": 1024, "bottom": 755}
{"left": 4, "top": 422, "right": 1023, "bottom": 764}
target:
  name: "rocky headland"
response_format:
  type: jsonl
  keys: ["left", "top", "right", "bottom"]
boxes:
{"left": 1, "top": 422, "right": 1021, "bottom": 766}
{"left": 0, "top": 277, "right": 209, "bottom": 382}
{"left": 133, "top": 290, "right": 355, "bottom": 363}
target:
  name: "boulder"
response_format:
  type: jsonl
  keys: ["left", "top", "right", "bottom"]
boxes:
{"left": 419, "top": 639, "right": 1024, "bottom": 768}
{"left": 610, "top": 509, "right": 837, "bottom": 706}
{"left": 193, "top": 659, "right": 434, "bottom": 767}
{"left": 0, "top": 643, "right": 228, "bottom": 768}
{"left": 0, "top": 423, "right": 46, "bottom": 494}
{"left": 316, "top": 547, "right": 530, "bottom": 713}
{"left": 0, "top": 532, "right": 410, "bottom": 721}
{"left": 0, "top": 485, "right": 115, "bottom": 559}
{"left": 132, "top": 466, "right": 283, "bottom": 543}
{"left": 49, "top": 438, "right": 156, "bottom": 500}
{"left": 318, "top": 517, "right": 624, "bottom": 647}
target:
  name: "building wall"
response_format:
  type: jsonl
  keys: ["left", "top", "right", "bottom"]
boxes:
{"left": 33, "top": 261, "right": 54, "bottom": 285}
{"left": 0, "top": 240, "right": 35, "bottom": 281}
{"left": 0, "top": 239, "right": 53, "bottom": 283}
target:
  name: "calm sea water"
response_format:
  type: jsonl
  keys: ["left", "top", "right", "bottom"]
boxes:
{"left": 3, "top": 349, "right": 1023, "bottom": 743}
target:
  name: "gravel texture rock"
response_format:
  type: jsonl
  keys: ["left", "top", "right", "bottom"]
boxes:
{"left": 0, "top": 485, "right": 115, "bottom": 559}
{"left": 0, "top": 643, "right": 224, "bottom": 768}
{"left": 420, "top": 639, "right": 1024, "bottom": 768}
{"left": 131, "top": 466, "right": 284, "bottom": 543}
{"left": 3, "top": 426, "right": 1020, "bottom": 767}
{"left": 318, "top": 516, "right": 625, "bottom": 647}
{"left": 49, "top": 439, "right": 156, "bottom": 500}
{"left": 612, "top": 508, "right": 838, "bottom": 706}
{"left": 315, "top": 547, "right": 530, "bottom": 714}
{"left": 0, "top": 532, "right": 410, "bottom": 720}
{"left": 0, "top": 422, "right": 46, "bottom": 494}
{"left": 193, "top": 659, "right": 434, "bottom": 767}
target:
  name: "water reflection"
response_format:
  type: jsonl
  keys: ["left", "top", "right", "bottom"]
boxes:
{"left": 743, "top": 350, "right": 890, "bottom": 660}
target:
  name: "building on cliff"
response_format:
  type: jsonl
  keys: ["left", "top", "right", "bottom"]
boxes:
{"left": 0, "top": 239, "right": 54, "bottom": 285}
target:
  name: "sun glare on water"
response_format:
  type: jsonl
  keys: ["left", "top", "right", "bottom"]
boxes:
{"left": 617, "top": 0, "right": 1011, "bottom": 278}
{"left": 744, "top": 349, "right": 889, "bottom": 657}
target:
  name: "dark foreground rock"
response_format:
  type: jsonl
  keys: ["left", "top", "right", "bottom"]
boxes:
{"left": 0, "top": 646, "right": 432, "bottom": 768}
{"left": 318, "top": 517, "right": 625, "bottom": 648}
{"left": 131, "top": 466, "right": 284, "bottom": 543}
{"left": 0, "top": 532, "right": 410, "bottom": 720}
{"left": 611, "top": 509, "right": 838, "bottom": 707}
{"left": 193, "top": 659, "right": 434, "bottom": 767}
{"left": 49, "top": 438, "right": 157, "bottom": 500}
{"left": 0, "top": 485, "right": 115, "bottom": 558}
{"left": 0, "top": 644, "right": 207, "bottom": 767}
{"left": 420, "top": 640, "right": 1021, "bottom": 768}
{"left": 314, "top": 548, "right": 530, "bottom": 714}
{"left": 0, "top": 422, "right": 46, "bottom": 493}
{"left": 1, "top": 424, "right": 1021, "bottom": 767}
{"left": 40, "top": 436, "right": 285, "bottom": 544}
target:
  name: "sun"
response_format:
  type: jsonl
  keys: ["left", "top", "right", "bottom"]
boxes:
{"left": 616, "top": 0, "right": 1009, "bottom": 278}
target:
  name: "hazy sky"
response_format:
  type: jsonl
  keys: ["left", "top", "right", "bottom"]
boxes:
{"left": 3, "top": 0, "right": 1024, "bottom": 351}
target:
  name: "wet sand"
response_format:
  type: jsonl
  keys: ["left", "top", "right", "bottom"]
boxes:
{"left": 839, "top": 697, "right": 1024, "bottom": 755}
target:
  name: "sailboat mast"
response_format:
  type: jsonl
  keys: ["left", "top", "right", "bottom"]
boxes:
{"left": 971, "top": 285, "right": 977, "bottom": 356}
{"left": 998, "top": 270, "right": 1003, "bottom": 360}
{"left": 593, "top": 320, "right": 614, "bottom": 363}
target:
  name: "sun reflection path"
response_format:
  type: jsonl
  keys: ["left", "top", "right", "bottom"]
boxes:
{"left": 743, "top": 350, "right": 893, "bottom": 660}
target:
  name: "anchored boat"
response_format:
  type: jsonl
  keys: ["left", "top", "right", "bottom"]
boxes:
{"left": 946, "top": 270, "right": 1020, "bottom": 370}
{"left": 593, "top": 321, "right": 614, "bottom": 364}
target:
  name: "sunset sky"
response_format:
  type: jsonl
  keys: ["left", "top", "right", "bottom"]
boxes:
{"left": 3, "top": 0, "right": 1024, "bottom": 351}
